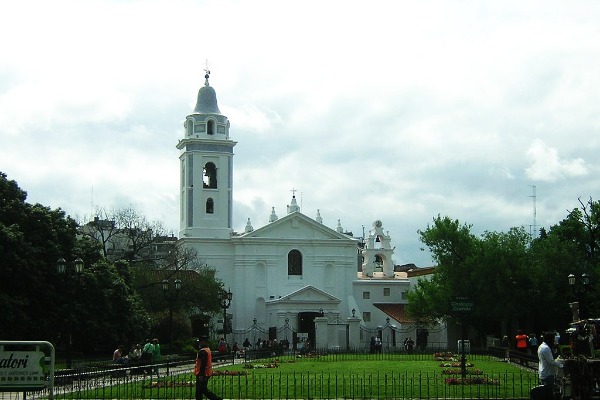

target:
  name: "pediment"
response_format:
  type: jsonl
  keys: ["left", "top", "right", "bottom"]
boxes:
{"left": 238, "top": 212, "right": 356, "bottom": 242}
{"left": 271, "top": 285, "right": 341, "bottom": 304}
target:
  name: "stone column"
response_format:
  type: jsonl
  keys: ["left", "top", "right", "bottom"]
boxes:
{"left": 314, "top": 316, "right": 328, "bottom": 350}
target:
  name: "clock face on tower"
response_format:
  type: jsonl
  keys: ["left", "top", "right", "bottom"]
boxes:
{"left": 373, "top": 220, "right": 382, "bottom": 228}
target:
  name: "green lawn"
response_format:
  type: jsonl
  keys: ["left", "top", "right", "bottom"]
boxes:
{"left": 212, "top": 354, "right": 537, "bottom": 399}
{"left": 61, "top": 353, "right": 539, "bottom": 399}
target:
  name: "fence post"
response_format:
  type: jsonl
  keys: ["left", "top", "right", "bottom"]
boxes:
{"left": 347, "top": 316, "right": 361, "bottom": 350}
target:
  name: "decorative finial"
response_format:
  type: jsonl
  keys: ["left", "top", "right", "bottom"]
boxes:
{"left": 245, "top": 218, "right": 254, "bottom": 233}
{"left": 204, "top": 59, "right": 210, "bottom": 86}
{"left": 269, "top": 207, "right": 278, "bottom": 222}
{"left": 291, "top": 188, "right": 297, "bottom": 198}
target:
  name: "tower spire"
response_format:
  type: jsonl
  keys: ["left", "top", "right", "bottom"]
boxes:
{"left": 193, "top": 66, "right": 221, "bottom": 114}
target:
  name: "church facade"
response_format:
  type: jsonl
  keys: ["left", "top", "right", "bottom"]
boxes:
{"left": 176, "top": 72, "right": 447, "bottom": 350}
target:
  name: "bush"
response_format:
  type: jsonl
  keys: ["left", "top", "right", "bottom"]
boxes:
{"left": 560, "top": 345, "right": 572, "bottom": 357}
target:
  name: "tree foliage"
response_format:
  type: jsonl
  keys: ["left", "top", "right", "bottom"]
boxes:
{"left": 406, "top": 216, "right": 477, "bottom": 322}
{"left": 132, "top": 259, "right": 224, "bottom": 343}
{"left": 0, "top": 173, "right": 149, "bottom": 353}
{"left": 408, "top": 198, "right": 600, "bottom": 341}
{"left": 0, "top": 172, "right": 78, "bottom": 340}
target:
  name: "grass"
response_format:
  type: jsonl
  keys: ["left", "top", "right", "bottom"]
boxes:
{"left": 56, "top": 353, "right": 538, "bottom": 399}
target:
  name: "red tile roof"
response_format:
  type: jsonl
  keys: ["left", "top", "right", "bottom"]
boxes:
{"left": 374, "top": 303, "right": 415, "bottom": 323}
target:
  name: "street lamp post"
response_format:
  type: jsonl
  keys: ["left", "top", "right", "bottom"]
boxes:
{"left": 385, "top": 317, "right": 391, "bottom": 351}
{"left": 56, "top": 257, "right": 84, "bottom": 369}
{"left": 220, "top": 289, "right": 233, "bottom": 344}
{"left": 284, "top": 317, "right": 290, "bottom": 342}
{"left": 161, "top": 279, "right": 182, "bottom": 345}
{"left": 568, "top": 273, "right": 590, "bottom": 321}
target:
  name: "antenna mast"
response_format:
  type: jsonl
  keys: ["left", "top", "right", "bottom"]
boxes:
{"left": 529, "top": 185, "right": 537, "bottom": 240}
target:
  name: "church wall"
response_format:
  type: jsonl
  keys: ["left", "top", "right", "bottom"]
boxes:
{"left": 231, "top": 238, "right": 357, "bottom": 330}
{"left": 178, "top": 237, "right": 236, "bottom": 285}
{"left": 352, "top": 279, "right": 410, "bottom": 328}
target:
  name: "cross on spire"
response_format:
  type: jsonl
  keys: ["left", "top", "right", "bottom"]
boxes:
{"left": 204, "top": 59, "right": 211, "bottom": 85}
{"left": 291, "top": 188, "right": 297, "bottom": 197}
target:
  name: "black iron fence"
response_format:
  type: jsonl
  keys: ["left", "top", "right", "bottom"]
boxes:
{"left": 52, "top": 353, "right": 195, "bottom": 385}
{"left": 10, "top": 369, "right": 539, "bottom": 400}
{"left": 4, "top": 352, "right": 539, "bottom": 399}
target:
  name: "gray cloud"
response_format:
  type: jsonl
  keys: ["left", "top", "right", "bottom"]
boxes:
{"left": 1, "top": 0, "right": 599, "bottom": 267}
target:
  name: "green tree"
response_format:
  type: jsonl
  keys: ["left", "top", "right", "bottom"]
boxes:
{"left": 471, "top": 228, "right": 532, "bottom": 336}
{"left": 132, "top": 260, "right": 224, "bottom": 344}
{"left": 409, "top": 198, "right": 600, "bottom": 342}
{"left": 408, "top": 216, "right": 534, "bottom": 341}
{"left": 45, "top": 257, "right": 151, "bottom": 353}
{"left": 531, "top": 197, "right": 600, "bottom": 324}
{"left": 0, "top": 172, "right": 78, "bottom": 340}
{"left": 407, "top": 215, "right": 477, "bottom": 317}
{"left": 0, "top": 172, "right": 150, "bottom": 356}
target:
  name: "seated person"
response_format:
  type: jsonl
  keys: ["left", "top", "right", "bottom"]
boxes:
{"left": 113, "top": 345, "right": 127, "bottom": 364}
{"left": 129, "top": 343, "right": 142, "bottom": 362}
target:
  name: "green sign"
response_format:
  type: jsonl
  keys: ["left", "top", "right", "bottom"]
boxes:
{"left": 452, "top": 296, "right": 474, "bottom": 313}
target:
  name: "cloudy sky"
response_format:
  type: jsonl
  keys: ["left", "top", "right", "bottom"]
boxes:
{"left": 1, "top": 0, "right": 599, "bottom": 267}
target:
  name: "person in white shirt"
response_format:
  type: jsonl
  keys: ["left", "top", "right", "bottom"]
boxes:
{"left": 538, "top": 331, "right": 563, "bottom": 390}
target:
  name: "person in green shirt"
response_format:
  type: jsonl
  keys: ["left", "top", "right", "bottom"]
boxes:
{"left": 151, "top": 338, "right": 161, "bottom": 377}
{"left": 141, "top": 339, "right": 154, "bottom": 374}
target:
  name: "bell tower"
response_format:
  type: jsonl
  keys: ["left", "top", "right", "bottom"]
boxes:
{"left": 177, "top": 70, "right": 236, "bottom": 239}
{"left": 362, "top": 220, "right": 396, "bottom": 277}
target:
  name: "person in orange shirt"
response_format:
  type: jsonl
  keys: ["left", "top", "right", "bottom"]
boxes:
{"left": 194, "top": 336, "right": 222, "bottom": 400}
{"left": 515, "top": 330, "right": 528, "bottom": 353}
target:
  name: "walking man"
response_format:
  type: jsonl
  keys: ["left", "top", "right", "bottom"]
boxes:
{"left": 538, "top": 331, "right": 563, "bottom": 397}
{"left": 195, "top": 336, "right": 222, "bottom": 400}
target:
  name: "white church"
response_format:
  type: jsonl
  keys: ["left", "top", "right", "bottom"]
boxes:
{"left": 176, "top": 72, "right": 447, "bottom": 351}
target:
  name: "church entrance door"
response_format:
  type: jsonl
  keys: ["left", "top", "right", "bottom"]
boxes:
{"left": 297, "top": 311, "right": 320, "bottom": 350}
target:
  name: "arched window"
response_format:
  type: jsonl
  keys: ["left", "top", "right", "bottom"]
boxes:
{"left": 288, "top": 250, "right": 302, "bottom": 275}
{"left": 203, "top": 162, "right": 217, "bottom": 188}
{"left": 206, "top": 198, "right": 214, "bottom": 214}
{"left": 207, "top": 120, "right": 214, "bottom": 135}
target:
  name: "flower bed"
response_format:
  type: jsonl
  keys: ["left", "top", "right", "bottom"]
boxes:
{"left": 436, "top": 354, "right": 493, "bottom": 385}
{"left": 143, "top": 380, "right": 195, "bottom": 388}
{"left": 434, "top": 352, "right": 458, "bottom": 358}
{"left": 439, "top": 362, "right": 475, "bottom": 368}
{"left": 434, "top": 352, "right": 458, "bottom": 361}
{"left": 296, "top": 353, "right": 321, "bottom": 358}
{"left": 441, "top": 368, "right": 484, "bottom": 375}
{"left": 244, "top": 362, "right": 279, "bottom": 369}
{"left": 445, "top": 377, "right": 500, "bottom": 385}
{"left": 212, "top": 370, "right": 249, "bottom": 376}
